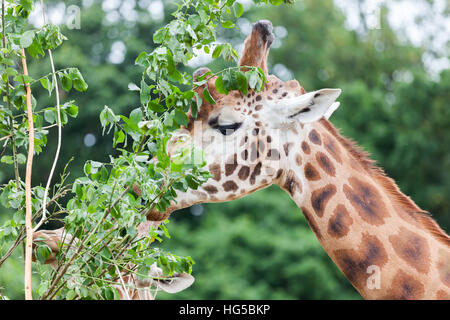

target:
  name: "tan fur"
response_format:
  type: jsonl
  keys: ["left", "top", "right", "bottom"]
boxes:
{"left": 319, "top": 119, "right": 450, "bottom": 247}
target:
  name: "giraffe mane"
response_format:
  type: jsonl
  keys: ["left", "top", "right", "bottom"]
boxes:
{"left": 319, "top": 118, "right": 450, "bottom": 247}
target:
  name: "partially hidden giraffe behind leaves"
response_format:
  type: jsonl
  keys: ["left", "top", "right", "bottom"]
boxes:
{"left": 36, "top": 20, "right": 450, "bottom": 300}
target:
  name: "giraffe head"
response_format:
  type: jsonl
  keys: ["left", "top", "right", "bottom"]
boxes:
{"left": 148, "top": 20, "right": 342, "bottom": 220}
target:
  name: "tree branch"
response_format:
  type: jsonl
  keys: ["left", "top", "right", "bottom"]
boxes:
{"left": 21, "top": 48, "right": 34, "bottom": 300}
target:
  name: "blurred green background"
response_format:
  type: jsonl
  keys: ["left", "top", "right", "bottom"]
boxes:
{"left": 1, "top": 0, "right": 449, "bottom": 299}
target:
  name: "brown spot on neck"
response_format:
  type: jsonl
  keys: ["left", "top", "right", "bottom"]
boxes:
{"left": 249, "top": 162, "right": 262, "bottom": 185}
{"left": 323, "top": 132, "right": 342, "bottom": 164}
{"left": 304, "top": 163, "right": 321, "bottom": 181}
{"left": 203, "top": 185, "right": 218, "bottom": 194}
{"left": 238, "top": 166, "right": 250, "bottom": 180}
{"left": 282, "top": 170, "right": 302, "bottom": 196}
{"left": 222, "top": 180, "right": 239, "bottom": 192}
{"left": 309, "top": 129, "right": 322, "bottom": 145}
{"left": 225, "top": 154, "right": 238, "bottom": 176}
{"left": 436, "top": 290, "right": 450, "bottom": 300}
{"left": 316, "top": 151, "right": 336, "bottom": 177}
{"left": 328, "top": 204, "right": 353, "bottom": 238}
{"left": 389, "top": 227, "right": 431, "bottom": 274}
{"left": 333, "top": 233, "right": 388, "bottom": 291}
{"left": 343, "top": 177, "right": 390, "bottom": 226}
{"left": 385, "top": 270, "right": 425, "bottom": 300}
{"left": 311, "top": 184, "right": 337, "bottom": 217}
{"left": 301, "top": 141, "right": 311, "bottom": 154}
{"left": 209, "top": 163, "right": 221, "bottom": 181}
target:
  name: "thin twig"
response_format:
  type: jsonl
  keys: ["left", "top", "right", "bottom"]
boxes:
{"left": 115, "top": 264, "right": 131, "bottom": 300}
{"left": 21, "top": 47, "right": 34, "bottom": 300}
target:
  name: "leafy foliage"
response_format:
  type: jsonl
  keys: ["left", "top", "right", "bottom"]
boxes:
{"left": 0, "top": 0, "right": 275, "bottom": 299}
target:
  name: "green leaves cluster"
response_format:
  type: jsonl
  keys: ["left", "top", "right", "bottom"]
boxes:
{"left": 0, "top": 0, "right": 290, "bottom": 300}
{"left": 20, "top": 24, "right": 67, "bottom": 57}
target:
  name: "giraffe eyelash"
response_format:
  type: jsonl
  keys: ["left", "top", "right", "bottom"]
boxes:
{"left": 215, "top": 123, "right": 242, "bottom": 135}
{"left": 209, "top": 116, "right": 242, "bottom": 135}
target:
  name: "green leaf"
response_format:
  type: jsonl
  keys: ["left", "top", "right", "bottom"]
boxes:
{"left": 69, "top": 69, "right": 88, "bottom": 92}
{"left": 153, "top": 28, "right": 166, "bottom": 44}
{"left": 27, "top": 37, "right": 45, "bottom": 58}
{"left": 66, "top": 289, "right": 76, "bottom": 300}
{"left": 233, "top": 3, "right": 244, "bottom": 17}
{"left": 40, "top": 77, "right": 53, "bottom": 95}
{"left": 65, "top": 104, "right": 79, "bottom": 118}
{"left": 185, "top": 174, "right": 199, "bottom": 190}
{"left": 20, "top": 30, "right": 35, "bottom": 48}
{"left": 84, "top": 162, "right": 91, "bottom": 175}
{"left": 35, "top": 244, "right": 52, "bottom": 264}
{"left": 1, "top": 156, "right": 14, "bottom": 164}
{"left": 236, "top": 71, "right": 249, "bottom": 95}
{"left": 113, "top": 130, "right": 125, "bottom": 147}
{"left": 221, "top": 21, "right": 235, "bottom": 29}
{"left": 148, "top": 100, "right": 165, "bottom": 112}
{"left": 202, "top": 87, "right": 216, "bottom": 105}
{"left": 44, "top": 109, "right": 55, "bottom": 124}
{"left": 174, "top": 109, "right": 189, "bottom": 126}
{"left": 215, "top": 76, "right": 228, "bottom": 94}
{"left": 16, "top": 153, "right": 26, "bottom": 164}
{"left": 212, "top": 44, "right": 223, "bottom": 59}
{"left": 140, "top": 79, "right": 151, "bottom": 105}
{"left": 191, "top": 92, "right": 202, "bottom": 119}
{"left": 60, "top": 74, "right": 72, "bottom": 92}
{"left": 129, "top": 108, "right": 143, "bottom": 125}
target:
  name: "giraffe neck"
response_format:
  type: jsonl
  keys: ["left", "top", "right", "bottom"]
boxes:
{"left": 277, "top": 119, "right": 450, "bottom": 299}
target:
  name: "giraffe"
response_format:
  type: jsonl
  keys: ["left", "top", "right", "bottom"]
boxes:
{"left": 34, "top": 20, "right": 450, "bottom": 300}
{"left": 142, "top": 20, "right": 450, "bottom": 300}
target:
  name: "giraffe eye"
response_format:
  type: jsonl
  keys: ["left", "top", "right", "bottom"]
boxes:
{"left": 216, "top": 123, "right": 242, "bottom": 135}
{"left": 208, "top": 116, "right": 242, "bottom": 135}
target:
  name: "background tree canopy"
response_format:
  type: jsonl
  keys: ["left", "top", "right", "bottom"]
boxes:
{"left": 1, "top": 0, "right": 449, "bottom": 299}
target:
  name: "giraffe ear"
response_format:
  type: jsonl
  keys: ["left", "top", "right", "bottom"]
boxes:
{"left": 324, "top": 102, "right": 340, "bottom": 120}
{"left": 267, "top": 88, "right": 342, "bottom": 124}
